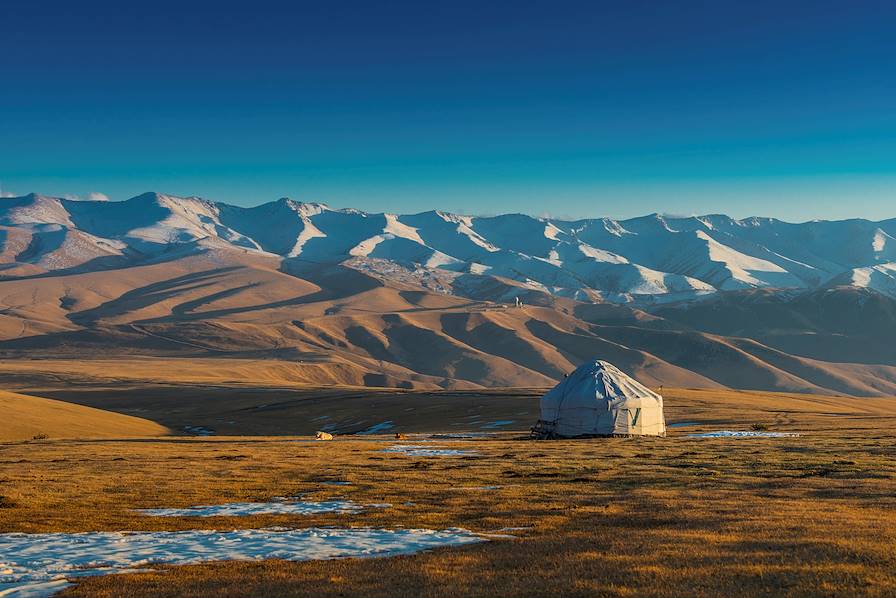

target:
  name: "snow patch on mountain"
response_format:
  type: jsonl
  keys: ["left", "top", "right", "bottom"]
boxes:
{"left": 438, "top": 212, "right": 499, "bottom": 253}
{"left": 348, "top": 235, "right": 386, "bottom": 257}
{"left": 384, "top": 214, "right": 426, "bottom": 245}
{"left": 544, "top": 222, "right": 564, "bottom": 240}
{"left": 288, "top": 217, "right": 327, "bottom": 257}
{"left": 872, "top": 229, "right": 892, "bottom": 254}
{"left": 577, "top": 243, "right": 629, "bottom": 264}
{"left": 692, "top": 230, "right": 805, "bottom": 289}
{"left": 0, "top": 194, "right": 73, "bottom": 227}
{"left": 841, "top": 262, "right": 896, "bottom": 296}
{"left": 3, "top": 191, "right": 896, "bottom": 303}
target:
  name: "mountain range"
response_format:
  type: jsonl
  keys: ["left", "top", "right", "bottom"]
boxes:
{"left": 1, "top": 191, "right": 895, "bottom": 396}
{"left": 3, "top": 191, "right": 896, "bottom": 301}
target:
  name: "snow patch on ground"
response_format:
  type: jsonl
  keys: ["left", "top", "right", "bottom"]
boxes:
{"left": 136, "top": 498, "right": 388, "bottom": 517}
{"left": 0, "top": 528, "right": 485, "bottom": 597}
{"left": 0, "top": 580, "right": 74, "bottom": 598}
{"left": 688, "top": 430, "right": 800, "bottom": 438}
{"left": 382, "top": 444, "right": 477, "bottom": 457}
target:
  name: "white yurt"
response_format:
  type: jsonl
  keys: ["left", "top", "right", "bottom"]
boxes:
{"left": 533, "top": 360, "right": 666, "bottom": 438}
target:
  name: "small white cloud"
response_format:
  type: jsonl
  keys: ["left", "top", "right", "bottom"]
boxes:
{"left": 63, "top": 192, "right": 109, "bottom": 202}
{"left": 0, "top": 191, "right": 15, "bottom": 198}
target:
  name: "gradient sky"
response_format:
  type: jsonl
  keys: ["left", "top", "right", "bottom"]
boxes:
{"left": 2, "top": 0, "right": 895, "bottom": 220}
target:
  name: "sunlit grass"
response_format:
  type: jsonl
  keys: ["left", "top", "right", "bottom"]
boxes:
{"left": 1, "top": 387, "right": 894, "bottom": 596}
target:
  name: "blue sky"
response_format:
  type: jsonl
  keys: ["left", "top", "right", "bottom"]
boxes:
{"left": 2, "top": 0, "right": 895, "bottom": 220}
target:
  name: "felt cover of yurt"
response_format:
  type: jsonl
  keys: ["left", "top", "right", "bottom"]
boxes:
{"left": 536, "top": 360, "right": 666, "bottom": 437}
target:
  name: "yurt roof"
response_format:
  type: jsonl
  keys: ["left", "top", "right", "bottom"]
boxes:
{"left": 568, "top": 360, "right": 662, "bottom": 400}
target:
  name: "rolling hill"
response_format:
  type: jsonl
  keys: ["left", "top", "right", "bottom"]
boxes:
{"left": 0, "top": 390, "right": 169, "bottom": 441}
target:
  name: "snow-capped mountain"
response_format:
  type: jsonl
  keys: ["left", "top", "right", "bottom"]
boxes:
{"left": 2, "top": 191, "right": 895, "bottom": 303}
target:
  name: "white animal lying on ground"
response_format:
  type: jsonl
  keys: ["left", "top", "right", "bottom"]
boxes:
{"left": 316, "top": 431, "right": 333, "bottom": 440}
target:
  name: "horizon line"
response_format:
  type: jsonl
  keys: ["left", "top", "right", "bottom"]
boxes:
{"left": 6, "top": 189, "right": 895, "bottom": 226}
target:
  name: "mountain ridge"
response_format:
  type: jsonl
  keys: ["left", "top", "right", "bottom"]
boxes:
{"left": 3, "top": 191, "right": 895, "bottom": 304}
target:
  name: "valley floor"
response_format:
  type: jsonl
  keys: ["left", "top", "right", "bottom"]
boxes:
{"left": 1, "top": 387, "right": 895, "bottom": 596}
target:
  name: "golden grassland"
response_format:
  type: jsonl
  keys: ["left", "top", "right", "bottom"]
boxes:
{"left": 1, "top": 388, "right": 895, "bottom": 596}
{"left": 0, "top": 390, "right": 168, "bottom": 442}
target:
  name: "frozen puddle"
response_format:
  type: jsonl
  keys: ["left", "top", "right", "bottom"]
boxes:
{"left": 358, "top": 421, "right": 394, "bottom": 435}
{"left": 382, "top": 444, "right": 477, "bottom": 457}
{"left": 136, "top": 499, "right": 386, "bottom": 517}
{"left": 688, "top": 430, "right": 800, "bottom": 438}
{"left": 0, "top": 527, "right": 485, "bottom": 597}
{"left": 480, "top": 420, "right": 514, "bottom": 429}
{"left": 182, "top": 425, "right": 215, "bottom": 436}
